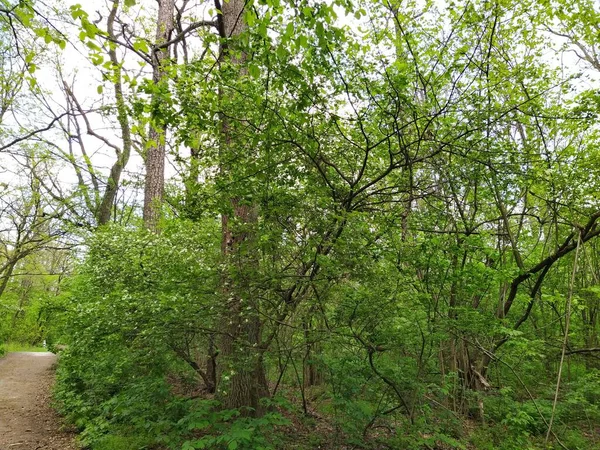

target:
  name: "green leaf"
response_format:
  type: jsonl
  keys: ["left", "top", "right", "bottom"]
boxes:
{"left": 133, "top": 39, "right": 149, "bottom": 54}
{"left": 276, "top": 45, "right": 287, "bottom": 60}
{"left": 248, "top": 63, "right": 260, "bottom": 78}
{"left": 86, "top": 41, "right": 101, "bottom": 52}
{"left": 91, "top": 54, "right": 104, "bottom": 66}
{"left": 285, "top": 22, "right": 294, "bottom": 37}
{"left": 69, "top": 4, "right": 87, "bottom": 20}
{"left": 296, "top": 35, "right": 308, "bottom": 48}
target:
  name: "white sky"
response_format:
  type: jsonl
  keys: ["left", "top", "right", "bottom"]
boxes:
{"left": 0, "top": 0, "right": 598, "bottom": 223}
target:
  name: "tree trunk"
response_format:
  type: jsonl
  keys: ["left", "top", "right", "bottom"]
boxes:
{"left": 183, "top": 144, "right": 201, "bottom": 219}
{"left": 215, "top": 0, "right": 270, "bottom": 415}
{"left": 218, "top": 201, "right": 269, "bottom": 415}
{"left": 0, "top": 258, "right": 17, "bottom": 300}
{"left": 11, "top": 276, "right": 33, "bottom": 330}
{"left": 303, "top": 315, "right": 323, "bottom": 388}
{"left": 97, "top": 0, "right": 133, "bottom": 226}
{"left": 143, "top": 0, "right": 174, "bottom": 230}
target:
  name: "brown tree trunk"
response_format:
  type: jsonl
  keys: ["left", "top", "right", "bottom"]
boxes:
{"left": 206, "top": 334, "right": 218, "bottom": 393}
{"left": 218, "top": 201, "right": 269, "bottom": 415}
{"left": 215, "top": 0, "right": 270, "bottom": 415}
{"left": 303, "top": 316, "right": 323, "bottom": 388}
{"left": 143, "top": 0, "right": 174, "bottom": 230}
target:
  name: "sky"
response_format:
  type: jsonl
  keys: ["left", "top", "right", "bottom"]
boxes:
{"left": 0, "top": 0, "right": 598, "bottom": 224}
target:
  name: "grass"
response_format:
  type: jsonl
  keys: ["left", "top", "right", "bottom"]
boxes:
{"left": 3, "top": 341, "right": 48, "bottom": 352}
{"left": 93, "top": 433, "right": 155, "bottom": 450}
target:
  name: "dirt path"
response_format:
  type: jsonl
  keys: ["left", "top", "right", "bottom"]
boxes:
{"left": 0, "top": 352, "right": 77, "bottom": 449}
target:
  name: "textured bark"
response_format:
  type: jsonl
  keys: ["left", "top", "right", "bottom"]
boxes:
{"left": 97, "top": 0, "right": 133, "bottom": 226}
{"left": 219, "top": 201, "right": 269, "bottom": 415}
{"left": 143, "top": 0, "right": 175, "bottom": 230}
{"left": 215, "top": 0, "right": 270, "bottom": 415}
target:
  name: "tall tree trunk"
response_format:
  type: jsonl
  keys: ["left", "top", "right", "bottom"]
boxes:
{"left": 97, "top": 0, "right": 133, "bottom": 226}
{"left": 219, "top": 201, "right": 269, "bottom": 415}
{"left": 215, "top": 0, "right": 270, "bottom": 415}
{"left": 143, "top": 0, "right": 174, "bottom": 230}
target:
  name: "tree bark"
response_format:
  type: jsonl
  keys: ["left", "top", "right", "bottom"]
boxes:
{"left": 98, "top": 0, "right": 133, "bottom": 226}
{"left": 215, "top": 0, "right": 270, "bottom": 415}
{"left": 143, "top": 0, "right": 174, "bottom": 230}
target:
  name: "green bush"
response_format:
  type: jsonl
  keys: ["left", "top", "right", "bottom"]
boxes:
{"left": 558, "top": 370, "right": 600, "bottom": 424}
{"left": 180, "top": 400, "right": 289, "bottom": 450}
{"left": 557, "top": 428, "right": 598, "bottom": 450}
{"left": 54, "top": 221, "right": 220, "bottom": 449}
{"left": 469, "top": 423, "right": 533, "bottom": 450}
{"left": 93, "top": 434, "right": 155, "bottom": 450}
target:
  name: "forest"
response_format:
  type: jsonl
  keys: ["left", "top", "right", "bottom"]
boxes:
{"left": 0, "top": 0, "right": 599, "bottom": 448}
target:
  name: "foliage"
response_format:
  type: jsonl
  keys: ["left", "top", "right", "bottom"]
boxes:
{"left": 53, "top": 220, "right": 219, "bottom": 448}
{"left": 180, "top": 400, "right": 290, "bottom": 450}
{"left": 1, "top": 0, "right": 600, "bottom": 449}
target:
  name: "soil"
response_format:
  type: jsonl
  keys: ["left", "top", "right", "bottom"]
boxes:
{"left": 0, "top": 352, "right": 77, "bottom": 449}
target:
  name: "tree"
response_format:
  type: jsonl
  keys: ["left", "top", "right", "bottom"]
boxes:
{"left": 213, "top": 0, "right": 272, "bottom": 414}
{"left": 97, "top": 0, "right": 134, "bottom": 226}
{"left": 143, "top": 0, "right": 175, "bottom": 229}
{"left": 0, "top": 152, "right": 67, "bottom": 344}
{"left": 3, "top": 0, "right": 598, "bottom": 448}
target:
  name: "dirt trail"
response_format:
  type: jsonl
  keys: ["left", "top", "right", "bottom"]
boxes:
{"left": 0, "top": 352, "right": 77, "bottom": 449}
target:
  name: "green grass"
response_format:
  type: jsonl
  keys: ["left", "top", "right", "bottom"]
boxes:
{"left": 3, "top": 341, "right": 47, "bottom": 352}
{"left": 93, "top": 433, "right": 155, "bottom": 450}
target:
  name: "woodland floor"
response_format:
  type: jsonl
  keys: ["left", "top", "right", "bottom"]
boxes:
{"left": 0, "top": 352, "right": 77, "bottom": 449}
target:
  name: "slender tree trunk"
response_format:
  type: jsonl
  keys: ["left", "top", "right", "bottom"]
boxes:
{"left": 11, "top": 276, "right": 32, "bottom": 330}
{"left": 206, "top": 334, "right": 218, "bottom": 393}
{"left": 184, "top": 144, "right": 201, "bottom": 219}
{"left": 303, "top": 315, "right": 323, "bottom": 388}
{"left": 98, "top": 0, "right": 133, "bottom": 225}
{"left": 143, "top": 0, "right": 174, "bottom": 230}
{"left": 0, "top": 258, "right": 17, "bottom": 300}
